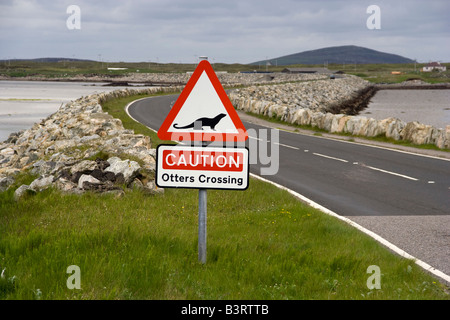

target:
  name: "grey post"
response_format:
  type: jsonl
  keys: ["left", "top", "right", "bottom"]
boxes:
{"left": 194, "top": 120, "right": 207, "bottom": 263}
{"left": 198, "top": 188, "right": 207, "bottom": 264}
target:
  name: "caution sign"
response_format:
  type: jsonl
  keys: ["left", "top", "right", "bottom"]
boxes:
{"left": 157, "top": 60, "right": 248, "bottom": 142}
{"left": 156, "top": 145, "right": 249, "bottom": 190}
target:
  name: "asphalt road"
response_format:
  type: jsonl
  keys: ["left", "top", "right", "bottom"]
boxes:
{"left": 127, "top": 93, "right": 450, "bottom": 282}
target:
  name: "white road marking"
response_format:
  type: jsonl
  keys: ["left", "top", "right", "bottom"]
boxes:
{"left": 275, "top": 142, "right": 299, "bottom": 150}
{"left": 312, "top": 152, "right": 348, "bottom": 163}
{"left": 364, "top": 165, "right": 419, "bottom": 181}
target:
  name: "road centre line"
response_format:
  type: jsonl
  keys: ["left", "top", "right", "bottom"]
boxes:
{"left": 275, "top": 142, "right": 300, "bottom": 150}
{"left": 249, "top": 136, "right": 299, "bottom": 150}
{"left": 363, "top": 164, "right": 419, "bottom": 181}
{"left": 312, "top": 152, "right": 348, "bottom": 163}
{"left": 311, "top": 153, "right": 421, "bottom": 182}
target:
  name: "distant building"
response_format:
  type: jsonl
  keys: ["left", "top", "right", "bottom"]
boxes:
{"left": 422, "top": 62, "right": 446, "bottom": 72}
{"left": 281, "top": 67, "right": 334, "bottom": 74}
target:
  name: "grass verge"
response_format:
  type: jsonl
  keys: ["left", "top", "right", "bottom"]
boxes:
{"left": 0, "top": 180, "right": 448, "bottom": 299}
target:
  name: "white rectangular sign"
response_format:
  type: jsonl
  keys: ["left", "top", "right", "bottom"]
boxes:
{"left": 156, "top": 145, "right": 249, "bottom": 190}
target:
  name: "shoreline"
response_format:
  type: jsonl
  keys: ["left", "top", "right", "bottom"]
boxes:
{"left": 1, "top": 78, "right": 449, "bottom": 148}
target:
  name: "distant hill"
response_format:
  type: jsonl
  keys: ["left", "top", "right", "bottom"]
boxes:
{"left": 250, "top": 45, "right": 415, "bottom": 65}
{"left": 0, "top": 57, "right": 95, "bottom": 63}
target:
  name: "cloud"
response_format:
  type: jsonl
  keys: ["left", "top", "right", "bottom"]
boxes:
{"left": 0, "top": 0, "right": 448, "bottom": 63}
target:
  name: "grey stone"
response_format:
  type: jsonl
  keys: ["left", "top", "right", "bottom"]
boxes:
{"left": 80, "top": 134, "right": 101, "bottom": 143}
{"left": 70, "top": 160, "right": 97, "bottom": 174}
{"left": 0, "top": 175, "right": 15, "bottom": 192}
{"left": 78, "top": 174, "right": 101, "bottom": 189}
{"left": 14, "top": 184, "right": 35, "bottom": 201}
{"left": 30, "top": 175, "right": 54, "bottom": 191}
{"left": 105, "top": 158, "right": 141, "bottom": 184}
{"left": 0, "top": 147, "right": 15, "bottom": 157}
{"left": 55, "top": 178, "right": 77, "bottom": 192}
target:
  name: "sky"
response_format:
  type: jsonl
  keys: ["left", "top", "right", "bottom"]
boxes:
{"left": 0, "top": 0, "right": 449, "bottom": 64}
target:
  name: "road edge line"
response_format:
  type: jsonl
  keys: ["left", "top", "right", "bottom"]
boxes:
{"left": 125, "top": 97, "right": 159, "bottom": 133}
{"left": 250, "top": 173, "right": 450, "bottom": 286}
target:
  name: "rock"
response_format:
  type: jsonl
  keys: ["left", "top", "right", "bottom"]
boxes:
{"left": 385, "top": 118, "right": 405, "bottom": 141}
{"left": 130, "top": 178, "right": 144, "bottom": 189}
{"left": 80, "top": 134, "right": 100, "bottom": 143}
{"left": 70, "top": 160, "right": 98, "bottom": 174}
{"left": 14, "top": 184, "right": 35, "bottom": 201}
{"left": 0, "top": 147, "right": 15, "bottom": 157}
{"left": 145, "top": 181, "right": 164, "bottom": 195}
{"left": 310, "top": 112, "right": 325, "bottom": 129}
{"left": 106, "top": 156, "right": 121, "bottom": 166}
{"left": 330, "top": 114, "right": 344, "bottom": 133}
{"left": 105, "top": 158, "right": 140, "bottom": 184}
{"left": 436, "top": 125, "right": 450, "bottom": 149}
{"left": 401, "top": 121, "right": 437, "bottom": 145}
{"left": 30, "top": 175, "right": 54, "bottom": 191}
{"left": 363, "top": 118, "right": 384, "bottom": 137}
{"left": 82, "top": 180, "right": 120, "bottom": 193}
{"left": 31, "top": 160, "right": 57, "bottom": 176}
{"left": 55, "top": 178, "right": 78, "bottom": 192}
{"left": 78, "top": 174, "right": 101, "bottom": 189}
{"left": 322, "top": 113, "right": 335, "bottom": 132}
{"left": 0, "top": 175, "right": 15, "bottom": 192}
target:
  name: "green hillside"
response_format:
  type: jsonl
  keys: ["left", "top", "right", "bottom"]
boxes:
{"left": 251, "top": 45, "right": 414, "bottom": 66}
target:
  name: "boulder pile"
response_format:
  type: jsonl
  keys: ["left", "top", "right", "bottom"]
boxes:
{"left": 0, "top": 72, "right": 327, "bottom": 86}
{"left": 0, "top": 87, "right": 181, "bottom": 199}
{"left": 229, "top": 75, "right": 370, "bottom": 114}
{"left": 229, "top": 76, "right": 450, "bottom": 149}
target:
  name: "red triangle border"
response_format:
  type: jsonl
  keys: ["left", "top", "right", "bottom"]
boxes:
{"left": 157, "top": 60, "right": 248, "bottom": 142}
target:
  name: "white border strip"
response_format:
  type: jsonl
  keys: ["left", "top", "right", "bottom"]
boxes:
{"left": 250, "top": 173, "right": 450, "bottom": 285}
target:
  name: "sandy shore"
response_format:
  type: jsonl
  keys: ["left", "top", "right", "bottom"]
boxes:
{"left": 0, "top": 80, "right": 156, "bottom": 141}
{"left": 362, "top": 89, "right": 450, "bottom": 129}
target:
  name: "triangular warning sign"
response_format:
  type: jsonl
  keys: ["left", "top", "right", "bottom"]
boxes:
{"left": 157, "top": 60, "right": 248, "bottom": 142}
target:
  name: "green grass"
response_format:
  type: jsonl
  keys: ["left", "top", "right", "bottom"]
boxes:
{"left": 0, "top": 92, "right": 448, "bottom": 300}
{"left": 0, "top": 180, "right": 448, "bottom": 300}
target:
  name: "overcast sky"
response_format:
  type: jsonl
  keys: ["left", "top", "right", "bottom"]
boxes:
{"left": 0, "top": 0, "right": 449, "bottom": 64}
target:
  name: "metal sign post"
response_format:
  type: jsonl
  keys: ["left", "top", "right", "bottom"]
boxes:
{"left": 198, "top": 188, "right": 207, "bottom": 264}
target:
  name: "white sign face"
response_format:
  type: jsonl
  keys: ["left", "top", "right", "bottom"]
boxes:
{"left": 169, "top": 71, "right": 239, "bottom": 134}
{"left": 156, "top": 145, "right": 249, "bottom": 190}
